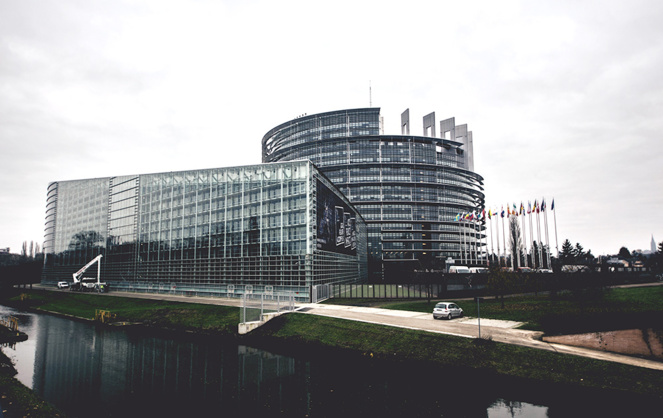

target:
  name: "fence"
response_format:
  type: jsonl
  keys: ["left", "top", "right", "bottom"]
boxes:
{"left": 329, "top": 283, "right": 449, "bottom": 299}
{"left": 240, "top": 293, "right": 296, "bottom": 324}
{"left": 110, "top": 282, "right": 311, "bottom": 302}
{"left": 311, "top": 284, "right": 331, "bottom": 303}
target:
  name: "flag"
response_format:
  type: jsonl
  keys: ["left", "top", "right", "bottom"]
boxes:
{"left": 551, "top": 199, "right": 555, "bottom": 211}
{"left": 520, "top": 202, "right": 524, "bottom": 215}
{"left": 501, "top": 206, "right": 505, "bottom": 218}
{"left": 482, "top": 209, "right": 486, "bottom": 220}
{"left": 455, "top": 213, "right": 461, "bottom": 222}
{"left": 527, "top": 201, "right": 532, "bottom": 214}
{"left": 541, "top": 198, "right": 546, "bottom": 212}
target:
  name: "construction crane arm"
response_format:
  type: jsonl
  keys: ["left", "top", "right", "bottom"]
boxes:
{"left": 72, "top": 254, "right": 103, "bottom": 283}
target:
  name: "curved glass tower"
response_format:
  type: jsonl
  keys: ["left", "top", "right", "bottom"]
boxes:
{"left": 263, "top": 108, "right": 485, "bottom": 280}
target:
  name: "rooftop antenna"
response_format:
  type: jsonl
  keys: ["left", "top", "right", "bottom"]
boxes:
{"left": 369, "top": 80, "right": 372, "bottom": 107}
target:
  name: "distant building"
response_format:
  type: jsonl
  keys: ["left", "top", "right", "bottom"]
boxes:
{"left": 42, "top": 161, "right": 367, "bottom": 299}
{"left": 263, "top": 108, "right": 485, "bottom": 280}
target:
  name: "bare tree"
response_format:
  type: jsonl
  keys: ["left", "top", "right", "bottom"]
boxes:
{"left": 509, "top": 216, "right": 522, "bottom": 269}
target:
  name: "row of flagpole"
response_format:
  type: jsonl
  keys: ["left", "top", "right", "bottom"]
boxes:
{"left": 455, "top": 198, "right": 558, "bottom": 269}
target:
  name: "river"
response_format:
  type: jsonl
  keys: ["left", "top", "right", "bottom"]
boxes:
{"left": 1, "top": 304, "right": 660, "bottom": 417}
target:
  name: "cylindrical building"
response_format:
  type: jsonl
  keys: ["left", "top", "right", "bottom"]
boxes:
{"left": 262, "top": 108, "right": 485, "bottom": 281}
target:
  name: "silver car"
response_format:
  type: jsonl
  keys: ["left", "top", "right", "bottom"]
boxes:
{"left": 433, "top": 302, "right": 463, "bottom": 320}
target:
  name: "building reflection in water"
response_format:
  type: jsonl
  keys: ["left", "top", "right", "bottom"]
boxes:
{"left": 29, "top": 315, "right": 304, "bottom": 417}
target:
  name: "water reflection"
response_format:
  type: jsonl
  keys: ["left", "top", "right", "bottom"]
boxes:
{"left": 487, "top": 400, "right": 548, "bottom": 417}
{"left": 2, "top": 304, "right": 662, "bottom": 417}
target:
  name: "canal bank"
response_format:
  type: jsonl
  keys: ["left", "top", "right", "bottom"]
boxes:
{"left": 0, "top": 328, "right": 66, "bottom": 417}
{"left": 29, "top": 284, "right": 663, "bottom": 372}
{"left": 2, "top": 303, "right": 663, "bottom": 417}
{"left": 3, "top": 288, "right": 663, "bottom": 403}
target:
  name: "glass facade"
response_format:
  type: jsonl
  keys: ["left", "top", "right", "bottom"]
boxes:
{"left": 42, "top": 161, "right": 367, "bottom": 299}
{"left": 263, "top": 108, "right": 485, "bottom": 280}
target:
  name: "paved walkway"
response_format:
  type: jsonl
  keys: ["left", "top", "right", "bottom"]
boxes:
{"left": 33, "top": 284, "right": 663, "bottom": 371}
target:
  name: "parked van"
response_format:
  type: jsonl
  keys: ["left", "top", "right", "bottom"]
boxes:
{"left": 469, "top": 267, "right": 488, "bottom": 274}
{"left": 448, "top": 266, "right": 470, "bottom": 273}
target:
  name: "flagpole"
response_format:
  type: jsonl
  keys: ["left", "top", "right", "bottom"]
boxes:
{"left": 486, "top": 214, "right": 495, "bottom": 266}
{"left": 470, "top": 218, "right": 474, "bottom": 266}
{"left": 500, "top": 205, "right": 509, "bottom": 267}
{"left": 473, "top": 218, "right": 477, "bottom": 266}
{"left": 536, "top": 203, "right": 542, "bottom": 269}
{"left": 543, "top": 199, "right": 551, "bottom": 269}
{"left": 528, "top": 201, "right": 534, "bottom": 267}
{"left": 521, "top": 204, "right": 528, "bottom": 268}
{"left": 474, "top": 219, "right": 479, "bottom": 266}
{"left": 510, "top": 215, "right": 515, "bottom": 269}
{"left": 464, "top": 219, "right": 468, "bottom": 266}
{"left": 495, "top": 210, "right": 500, "bottom": 267}
{"left": 458, "top": 219, "right": 465, "bottom": 265}
{"left": 475, "top": 216, "right": 479, "bottom": 266}
{"left": 483, "top": 217, "right": 492, "bottom": 267}
{"left": 553, "top": 198, "right": 559, "bottom": 258}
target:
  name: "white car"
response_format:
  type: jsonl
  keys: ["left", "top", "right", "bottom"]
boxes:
{"left": 57, "top": 281, "right": 69, "bottom": 289}
{"left": 433, "top": 302, "right": 463, "bottom": 320}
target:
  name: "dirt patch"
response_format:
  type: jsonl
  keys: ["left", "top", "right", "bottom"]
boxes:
{"left": 543, "top": 329, "right": 663, "bottom": 360}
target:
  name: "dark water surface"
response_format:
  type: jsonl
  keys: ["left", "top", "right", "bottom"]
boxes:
{"left": 1, "top": 304, "right": 660, "bottom": 417}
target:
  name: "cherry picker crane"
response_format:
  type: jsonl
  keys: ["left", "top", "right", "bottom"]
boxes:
{"left": 71, "top": 254, "right": 105, "bottom": 292}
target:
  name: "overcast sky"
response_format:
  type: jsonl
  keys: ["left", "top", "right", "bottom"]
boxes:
{"left": 1, "top": 0, "right": 662, "bottom": 257}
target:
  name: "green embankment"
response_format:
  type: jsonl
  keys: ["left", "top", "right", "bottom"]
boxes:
{"left": 249, "top": 313, "right": 663, "bottom": 398}
{"left": 6, "top": 290, "right": 239, "bottom": 334}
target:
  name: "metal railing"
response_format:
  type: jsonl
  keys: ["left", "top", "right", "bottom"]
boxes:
{"left": 110, "top": 282, "right": 310, "bottom": 301}
{"left": 240, "top": 293, "right": 296, "bottom": 324}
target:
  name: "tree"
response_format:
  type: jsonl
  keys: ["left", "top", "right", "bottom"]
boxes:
{"left": 574, "top": 243, "right": 585, "bottom": 260}
{"left": 487, "top": 266, "right": 518, "bottom": 308}
{"left": 509, "top": 216, "right": 522, "bottom": 268}
{"left": 618, "top": 247, "right": 631, "bottom": 259}
{"left": 559, "top": 239, "right": 575, "bottom": 264}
